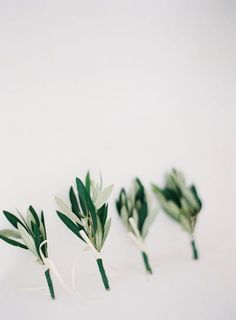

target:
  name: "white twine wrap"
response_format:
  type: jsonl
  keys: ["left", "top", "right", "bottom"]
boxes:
{"left": 79, "top": 230, "right": 102, "bottom": 260}
{"left": 16, "top": 241, "right": 78, "bottom": 296}
{"left": 128, "top": 217, "right": 147, "bottom": 253}
{"left": 39, "top": 240, "right": 75, "bottom": 294}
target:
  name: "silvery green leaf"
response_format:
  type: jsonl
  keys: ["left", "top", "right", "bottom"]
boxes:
{"left": 121, "top": 192, "right": 126, "bottom": 204}
{"left": 132, "top": 208, "right": 139, "bottom": 225}
{"left": 179, "top": 214, "right": 192, "bottom": 234}
{"left": 180, "top": 198, "right": 191, "bottom": 217}
{"left": 121, "top": 206, "right": 129, "bottom": 224}
{"left": 127, "top": 199, "right": 133, "bottom": 211}
{"left": 99, "top": 172, "right": 103, "bottom": 189}
{"left": 0, "top": 229, "right": 21, "bottom": 239}
{"left": 55, "top": 196, "right": 83, "bottom": 226}
{"left": 102, "top": 217, "right": 111, "bottom": 246}
{"left": 154, "top": 190, "right": 180, "bottom": 221}
{"left": 27, "top": 209, "right": 35, "bottom": 232}
{"left": 17, "top": 223, "right": 39, "bottom": 257}
{"left": 91, "top": 182, "right": 100, "bottom": 203}
{"left": 165, "top": 201, "right": 180, "bottom": 220}
{"left": 94, "top": 185, "right": 113, "bottom": 209}
{"left": 142, "top": 208, "right": 158, "bottom": 239}
{"left": 179, "top": 183, "right": 199, "bottom": 210}
{"left": 95, "top": 216, "right": 103, "bottom": 251}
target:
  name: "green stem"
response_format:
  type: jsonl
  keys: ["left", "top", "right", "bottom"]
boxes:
{"left": 96, "top": 258, "right": 110, "bottom": 291}
{"left": 191, "top": 239, "right": 199, "bottom": 260}
{"left": 141, "top": 251, "right": 153, "bottom": 274}
{"left": 44, "top": 269, "right": 55, "bottom": 299}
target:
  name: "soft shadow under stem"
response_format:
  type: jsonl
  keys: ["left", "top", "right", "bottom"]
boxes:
{"left": 141, "top": 251, "right": 153, "bottom": 274}
{"left": 96, "top": 258, "right": 110, "bottom": 291}
{"left": 44, "top": 269, "right": 55, "bottom": 299}
{"left": 191, "top": 239, "right": 199, "bottom": 260}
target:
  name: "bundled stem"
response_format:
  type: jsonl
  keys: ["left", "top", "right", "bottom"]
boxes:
{"left": 141, "top": 251, "right": 152, "bottom": 274}
{"left": 96, "top": 258, "right": 110, "bottom": 290}
{"left": 191, "top": 239, "right": 199, "bottom": 260}
{"left": 44, "top": 269, "right": 55, "bottom": 299}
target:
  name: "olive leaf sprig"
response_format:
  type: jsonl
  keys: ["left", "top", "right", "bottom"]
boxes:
{"left": 116, "top": 178, "right": 158, "bottom": 274}
{"left": 0, "top": 206, "right": 55, "bottom": 299}
{"left": 56, "top": 172, "right": 113, "bottom": 291}
{"left": 152, "top": 168, "right": 202, "bottom": 259}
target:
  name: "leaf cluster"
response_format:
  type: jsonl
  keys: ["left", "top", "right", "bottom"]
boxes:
{"left": 152, "top": 169, "right": 202, "bottom": 234}
{"left": 0, "top": 206, "right": 48, "bottom": 261}
{"left": 56, "top": 172, "right": 113, "bottom": 252}
{"left": 116, "top": 178, "right": 158, "bottom": 239}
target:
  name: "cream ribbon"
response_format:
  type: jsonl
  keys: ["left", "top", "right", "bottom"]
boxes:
{"left": 79, "top": 230, "right": 102, "bottom": 260}
{"left": 39, "top": 240, "right": 76, "bottom": 295}
{"left": 128, "top": 217, "right": 147, "bottom": 253}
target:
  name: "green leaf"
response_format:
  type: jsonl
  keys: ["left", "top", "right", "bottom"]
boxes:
{"left": 40, "top": 211, "right": 48, "bottom": 256}
{"left": 137, "top": 201, "right": 148, "bottom": 233}
{"left": 29, "top": 206, "right": 40, "bottom": 226}
{"left": 190, "top": 185, "right": 202, "bottom": 211}
{"left": 97, "top": 204, "right": 108, "bottom": 228}
{"left": 32, "top": 222, "right": 41, "bottom": 257}
{"left": 40, "top": 210, "right": 47, "bottom": 240}
{"left": 85, "top": 171, "right": 91, "bottom": 195}
{"left": 57, "top": 211, "right": 85, "bottom": 242}
{"left": 0, "top": 234, "right": 28, "bottom": 249}
{"left": 76, "top": 177, "right": 97, "bottom": 232}
{"left": 3, "top": 211, "right": 25, "bottom": 229}
{"left": 69, "top": 187, "right": 81, "bottom": 217}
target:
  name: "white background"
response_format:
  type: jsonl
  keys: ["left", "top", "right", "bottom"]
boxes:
{"left": 0, "top": 1, "right": 235, "bottom": 319}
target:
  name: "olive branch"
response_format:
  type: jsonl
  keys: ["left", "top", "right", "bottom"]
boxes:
{"left": 56, "top": 172, "right": 113, "bottom": 290}
{"left": 152, "top": 168, "right": 202, "bottom": 259}
{"left": 0, "top": 206, "right": 55, "bottom": 299}
{"left": 116, "top": 178, "right": 158, "bottom": 274}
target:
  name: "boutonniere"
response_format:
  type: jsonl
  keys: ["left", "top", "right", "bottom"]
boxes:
{"left": 116, "top": 178, "right": 158, "bottom": 274}
{"left": 152, "top": 168, "right": 202, "bottom": 259}
{"left": 0, "top": 206, "right": 55, "bottom": 299}
{"left": 56, "top": 172, "right": 113, "bottom": 291}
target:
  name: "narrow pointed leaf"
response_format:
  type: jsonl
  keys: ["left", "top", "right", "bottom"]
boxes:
{"left": 94, "top": 185, "right": 113, "bottom": 209}
{"left": 17, "top": 223, "right": 38, "bottom": 257}
{"left": 3, "top": 211, "right": 25, "bottom": 229}
{"left": 0, "top": 234, "right": 28, "bottom": 249}
{"left": 29, "top": 206, "right": 40, "bottom": 226}
{"left": 76, "top": 177, "right": 97, "bottom": 232}
{"left": 0, "top": 229, "right": 21, "bottom": 239}
{"left": 57, "top": 211, "right": 85, "bottom": 242}
{"left": 85, "top": 171, "right": 91, "bottom": 195}
{"left": 69, "top": 187, "right": 81, "bottom": 217}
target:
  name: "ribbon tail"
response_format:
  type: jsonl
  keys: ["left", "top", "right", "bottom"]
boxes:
{"left": 39, "top": 240, "right": 76, "bottom": 296}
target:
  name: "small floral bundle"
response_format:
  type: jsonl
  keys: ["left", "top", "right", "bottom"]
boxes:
{"left": 116, "top": 178, "right": 158, "bottom": 274}
{"left": 0, "top": 206, "right": 55, "bottom": 299}
{"left": 56, "top": 172, "right": 113, "bottom": 291}
{"left": 152, "top": 168, "right": 202, "bottom": 259}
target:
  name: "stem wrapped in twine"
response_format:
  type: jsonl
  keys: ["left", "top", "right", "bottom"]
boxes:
{"left": 79, "top": 230, "right": 110, "bottom": 291}
{"left": 44, "top": 269, "right": 55, "bottom": 299}
{"left": 191, "top": 238, "right": 199, "bottom": 260}
{"left": 39, "top": 240, "right": 76, "bottom": 299}
{"left": 96, "top": 258, "right": 110, "bottom": 290}
{"left": 129, "top": 218, "right": 153, "bottom": 274}
{"left": 141, "top": 251, "right": 152, "bottom": 274}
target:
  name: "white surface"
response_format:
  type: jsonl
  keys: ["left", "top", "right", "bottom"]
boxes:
{"left": 0, "top": 1, "right": 235, "bottom": 319}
